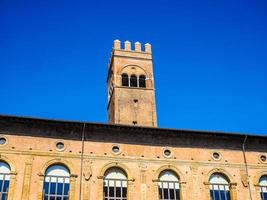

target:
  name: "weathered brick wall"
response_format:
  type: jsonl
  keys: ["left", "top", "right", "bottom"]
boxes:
{"left": 0, "top": 117, "right": 266, "bottom": 200}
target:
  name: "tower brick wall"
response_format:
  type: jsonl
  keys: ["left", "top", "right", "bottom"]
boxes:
{"left": 107, "top": 40, "right": 157, "bottom": 127}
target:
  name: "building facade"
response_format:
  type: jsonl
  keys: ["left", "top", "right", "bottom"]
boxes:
{"left": 0, "top": 40, "right": 266, "bottom": 200}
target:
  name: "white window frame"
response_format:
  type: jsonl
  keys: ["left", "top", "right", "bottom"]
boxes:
{"left": 43, "top": 165, "right": 70, "bottom": 200}
{"left": 103, "top": 168, "right": 127, "bottom": 200}
{"left": 158, "top": 170, "right": 180, "bottom": 200}
{"left": 209, "top": 173, "right": 231, "bottom": 200}
{"left": 0, "top": 162, "right": 10, "bottom": 200}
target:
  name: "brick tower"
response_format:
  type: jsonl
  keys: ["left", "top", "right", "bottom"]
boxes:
{"left": 107, "top": 40, "right": 157, "bottom": 127}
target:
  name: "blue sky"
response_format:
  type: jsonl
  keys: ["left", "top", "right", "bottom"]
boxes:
{"left": 0, "top": 0, "right": 266, "bottom": 134}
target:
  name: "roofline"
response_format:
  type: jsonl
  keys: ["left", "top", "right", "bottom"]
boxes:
{"left": 0, "top": 114, "right": 266, "bottom": 139}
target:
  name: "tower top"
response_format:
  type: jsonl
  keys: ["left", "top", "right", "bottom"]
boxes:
{"left": 113, "top": 40, "right": 152, "bottom": 53}
{"left": 108, "top": 40, "right": 152, "bottom": 70}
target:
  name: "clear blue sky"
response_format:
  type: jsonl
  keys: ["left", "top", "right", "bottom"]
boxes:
{"left": 0, "top": 0, "right": 266, "bottom": 134}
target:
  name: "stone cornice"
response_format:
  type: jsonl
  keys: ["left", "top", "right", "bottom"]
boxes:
{"left": 0, "top": 114, "right": 266, "bottom": 152}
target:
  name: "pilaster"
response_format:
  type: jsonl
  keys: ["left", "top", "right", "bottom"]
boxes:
{"left": 180, "top": 182, "right": 187, "bottom": 200}
{"left": 152, "top": 181, "right": 159, "bottom": 200}
{"left": 37, "top": 174, "right": 44, "bottom": 200}
{"left": 69, "top": 174, "right": 78, "bottom": 200}
{"left": 97, "top": 176, "right": 104, "bottom": 200}
{"left": 82, "top": 160, "right": 92, "bottom": 200}
{"left": 230, "top": 183, "right": 237, "bottom": 200}
{"left": 190, "top": 165, "right": 199, "bottom": 200}
{"left": 127, "top": 179, "right": 135, "bottom": 200}
{"left": 21, "top": 157, "right": 33, "bottom": 200}
{"left": 7, "top": 171, "right": 17, "bottom": 200}
{"left": 204, "top": 183, "right": 211, "bottom": 200}
{"left": 139, "top": 163, "right": 147, "bottom": 200}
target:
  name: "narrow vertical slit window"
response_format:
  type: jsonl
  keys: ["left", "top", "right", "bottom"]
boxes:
{"left": 121, "top": 74, "right": 129, "bottom": 87}
{"left": 158, "top": 170, "right": 180, "bottom": 200}
{"left": 0, "top": 162, "right": 11, "bottom": 200}
{"left": 43, "top": 165, "right": 70, "bottom": 200}
{"left": 103, "top": 167, "right": 127, "bottom": 200}
{"left": 209, "top": 173, "right": 231, "bottom": 200}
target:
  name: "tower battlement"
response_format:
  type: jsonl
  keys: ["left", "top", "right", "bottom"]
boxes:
{"left": 113, "top": 39, "right": 152, "bottom": 53}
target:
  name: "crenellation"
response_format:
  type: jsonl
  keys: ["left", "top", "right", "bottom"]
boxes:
{"left": 135, "top": 41, "right": 141, "bottom": 52}
{"left": 113, "top": 39, "right": 121, "bottom": 49}
{"left": 113, "top": 40, "right": 152, "bottom": 53}
{"left": 124, "top": 40, "right": 131, "bottom": 51}
{"left": 145, "top": 43, "right": 151, "bottom": 53}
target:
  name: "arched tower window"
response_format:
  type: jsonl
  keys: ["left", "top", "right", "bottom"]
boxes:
{"left": 103, "top": 167, "right": 127, "bottom": 200}
{"left": 259, "top": 175, "right": 267, "bottom": 200}
{"left": 130, "top": 75, "right": 137, "bottom": 87}
{"left": 209, "top": 173, "right": 231, "bottom": 200}
{"left": 121, "top": 74, "right": 129, "bottom": 87}
{"left": 139, "top": 75, "right": 146, "bottom": 88}
{"left": 0, "top": 161, "right": 11, "bottom": 200}
{"left": 43, "top": 164, "right": 70, "bottom": 200}
{"left": 158, "top": 170, "right": 180, "bottom": 200}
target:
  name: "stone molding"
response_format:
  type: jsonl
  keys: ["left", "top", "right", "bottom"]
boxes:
{"left": 204, "top": 168, "right": 237, "bottom": 200}
{"left": 37, "top": 158, "right": 78, "bottom": 200}
{"left": 98, "top": 162, "right": 134, "bottom": 180}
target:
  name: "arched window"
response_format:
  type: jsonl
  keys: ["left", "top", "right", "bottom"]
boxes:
{"left": 259, "top": 175, "right": 267, "bottom": 200}
{"left": 158, "top": 170, "right": 180, "bottom": 200}
{"left": 103, "top": 167, "right": 127, "bottom": 200}
{"left": 139, "top": 75, "right": 146, "bottom": 88}
{"left": 43, "top": 165, "right": 70, "bottom": 200}
{"left": 130, "top": 75, "right": 137, "bottom": 87}
{"left": 0, "top": 162, "right": 11, "bottom": 200}
{"left": 121, "top": 74, "right": 129, "bottom": 87}
{"left": 209, "top": 173, "right": 231, "bottom": 200}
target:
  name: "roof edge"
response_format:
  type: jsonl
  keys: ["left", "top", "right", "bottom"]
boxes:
{"left": 0, "top": 114, "right": 266, "bottom": 139}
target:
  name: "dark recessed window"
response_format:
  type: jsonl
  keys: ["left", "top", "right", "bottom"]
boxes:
{"left": 121, "top": 74, "right": 129, "bottom": 86}
{"left": 260, "top": 155, "right": 267, "bottom": 162}
{"left": 130, "top": 75, "right": 138, "bottom": 87}
{"left": 164, "top": 149, "right": 171, "bottom": 157}
{"left": 139, "top": 75, "right": 146, "bottom": 88}
{"left": 56, "top": 142, "right": 64, "bottom": 150}
{"left": 213, "top": 152, "right": 220, "bottom": 160}
{"left": 0, "top": 138, "right": 6, "bottom": 145}
{"left": 112, "top": 146, "right": 120, "bottom": 153}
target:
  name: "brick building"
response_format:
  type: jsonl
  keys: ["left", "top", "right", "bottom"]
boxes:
{"left": 0, "top": 40, "right": 266, "bottom": 200}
